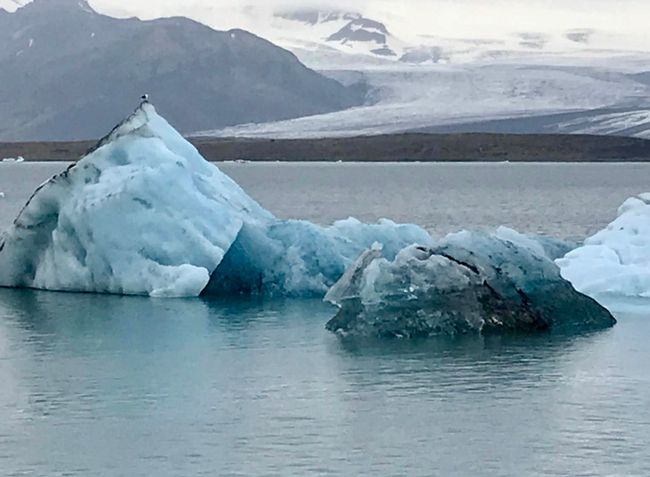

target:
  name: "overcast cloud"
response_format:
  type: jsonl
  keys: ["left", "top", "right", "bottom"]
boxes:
{"left": 86, "top": 0, "right": 648, "bottom": 43}
{"left": 3, "top": 0, "right": 647, "bottom": 44}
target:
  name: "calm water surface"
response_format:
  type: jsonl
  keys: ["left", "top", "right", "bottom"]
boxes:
{"left": 2, "top": 161, "right": 650, "bottom": 238}
{"left": 1, "top": 162, "right": 650, "bottom": 476}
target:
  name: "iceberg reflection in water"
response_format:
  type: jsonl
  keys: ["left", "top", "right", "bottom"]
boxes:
{"left": 0, "top": 288, "right": 647, "bottom": 476}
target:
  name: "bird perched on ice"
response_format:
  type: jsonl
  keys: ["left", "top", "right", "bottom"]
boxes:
{"left": 140, "top": 93, "right": 149, "bottom": 103}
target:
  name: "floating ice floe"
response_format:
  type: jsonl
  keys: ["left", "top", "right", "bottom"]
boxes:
{"left": 325, "top": 228, "right": 615, "bottom": 337}
{"left": 557, "top": 193, "right": 650, "bottom": 301}
{"left": 1, "top": 156, "right": 24, "bottom": 163}
{"left": 0, "top": 102, "right": 431, "bottom": 297}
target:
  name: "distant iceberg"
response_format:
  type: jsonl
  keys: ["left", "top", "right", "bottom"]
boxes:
{"left": 557, "top": 193, "right": 650, "bottom": 300}
{"left": 0, "top": 102, "right": 431, "bottom": 297}
{"left": 325, "top": 228, "right": 615, "bottom": 337}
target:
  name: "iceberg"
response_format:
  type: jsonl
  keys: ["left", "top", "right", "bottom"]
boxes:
{"left": 203, "top": 217, "right": 432, "bottom": 297}
{"left": 325, "top": 227, "right": 616, "bottom": 338}
{"left": 0, "top": 102, "right": 432, "bottom": 297}
{"left": 0, "top": 98, "right": 620, "bottom": 341}
{"left": 557, "top": 193, "right": 650, "bottom": 300}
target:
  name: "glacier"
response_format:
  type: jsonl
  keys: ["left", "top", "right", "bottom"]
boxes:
{"left": 325, "top": 227, "right": 615, "bottom": 338}
{"left": 557, "top": 193, "right": 650, "bottom": 300}
{"left": 0, "top": 102, "right": 432, "bottom": 297}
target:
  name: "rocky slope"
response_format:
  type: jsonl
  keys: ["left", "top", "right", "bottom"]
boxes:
{"left": 0, "top": 0, "right": 363, "bottom": 140}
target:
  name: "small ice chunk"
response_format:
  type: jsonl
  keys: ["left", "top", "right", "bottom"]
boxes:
{"left": 1, "top": 157, "right": 23, "bottom": 163}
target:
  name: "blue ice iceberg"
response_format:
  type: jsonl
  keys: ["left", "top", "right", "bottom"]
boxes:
{"left": 0, "top": 103, "right": 432, "bottom": 297}
{"left": 0, "top": 99, "right": 619, "bottom": 338}
{"left": 325, "top": 227, "right": 615, "bottom": 337}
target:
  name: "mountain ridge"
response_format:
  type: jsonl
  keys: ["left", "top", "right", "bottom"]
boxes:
{"left": 0, "top": 0, "right": 364, "bottom": 141}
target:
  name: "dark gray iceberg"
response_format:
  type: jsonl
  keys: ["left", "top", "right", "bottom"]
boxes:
{"left": 325, "top": 228, "right": 616, "bottom": 338}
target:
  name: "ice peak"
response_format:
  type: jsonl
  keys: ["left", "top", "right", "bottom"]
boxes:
{"left": 90, "top": 101, "right": 158, "bottom": 153}
{"left": 88, "top": 100, "right": 207, "bottom": 178}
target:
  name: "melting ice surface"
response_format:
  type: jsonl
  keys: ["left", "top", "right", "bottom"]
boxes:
{"left": 0, "top": 103, "right": 432, "bottom": 297}
{"left": 558, "top": 193, "right": 650, "bottom": 301}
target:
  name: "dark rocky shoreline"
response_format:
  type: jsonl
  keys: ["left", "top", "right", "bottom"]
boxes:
{"left": 2, "top": 132, "right": 650, "bottom": 163}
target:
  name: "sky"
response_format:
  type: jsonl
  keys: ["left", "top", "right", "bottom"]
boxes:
{"left": 85, "top": 0, "right": 649, "bottom": 41}
{"left": 2, "top": 0, "right": 648, "bottom": 47}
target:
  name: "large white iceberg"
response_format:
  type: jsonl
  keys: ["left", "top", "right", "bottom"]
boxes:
{"left": 0, "top": 102, "right": 432, "bottom": 297}
{"left": 557, "top": 193, "right": 650, "bottom": 300}
{"left": 325, "top": 227, "right": 615, "bottom": 337}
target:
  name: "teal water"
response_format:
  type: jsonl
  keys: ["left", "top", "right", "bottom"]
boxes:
{"left": 1, "top": 290, "right": 649, "bottom": 476}
{"left": 2, "top": 162, "right": 650, "bottom": 475}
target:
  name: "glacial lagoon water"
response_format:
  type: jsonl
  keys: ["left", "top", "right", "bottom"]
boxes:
{"left": 1, "top": 162, "right": 650, "bottom": 476}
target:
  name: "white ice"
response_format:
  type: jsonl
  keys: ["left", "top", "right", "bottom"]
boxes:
{"left": 557, "top": 193, "right": 650, "bottom": 300}
{"left": 0, "top": 103, "right": 432, "bottom": 297}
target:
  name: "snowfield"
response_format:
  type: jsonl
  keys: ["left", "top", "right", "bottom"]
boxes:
{"left": 197, "top": 63, "right": 650, "bottom": 139}
{"left": 555, "top": 109, "right": 650, "bottom": 139}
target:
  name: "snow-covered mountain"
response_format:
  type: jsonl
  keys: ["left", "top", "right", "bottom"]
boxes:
{"left": 274, "top": 17, "right": 650, "bottom": 70}
{"left": 5, "top": 1, "right": 650, "bottom": 67}
{"left": 12, "top": 1, "right": 622, "bottom": 69}
{"left": 182, "top": 4, "right": 650, "bottom": 140}
{"left": 261, "top": 7, "right": 633, "bottom": 69}
{"left": 266, "top": 8, "right": 405, "bottom": 68}
{"left": 199, "top": 4, "right": 650, "bottom": 69}
{"left": 3, "top": 0, "right": 650, "bottom": 140}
